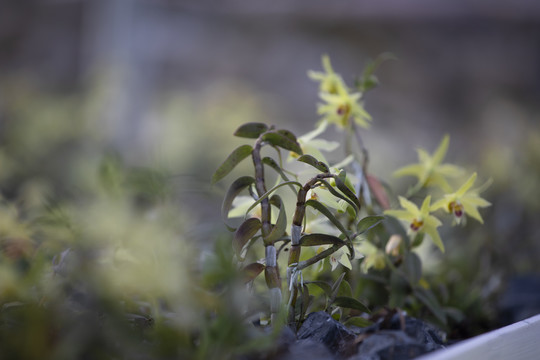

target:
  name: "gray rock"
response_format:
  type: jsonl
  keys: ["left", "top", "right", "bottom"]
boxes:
{"left": 296, "top": 311, "right": 356, "bottom": 358}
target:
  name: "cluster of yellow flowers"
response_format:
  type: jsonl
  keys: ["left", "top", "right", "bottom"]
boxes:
{"left": 385, "top": 135, "right": 491, "bottom": 252}
{"left": 308, "top": 55, "right": 372, "bottom": 130}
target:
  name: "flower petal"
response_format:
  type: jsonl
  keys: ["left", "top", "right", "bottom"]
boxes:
{"left": 432, "top": 135, "right": 450, "bottom": 166}
{"left": 424, "top": 226, "right": 445, "bottom": 252}
{"left": 455, "top": 173, "right": 477, "bottom": 197}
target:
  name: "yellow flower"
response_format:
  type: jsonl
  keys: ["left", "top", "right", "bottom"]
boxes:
{"left": 431, "top": 172, "right": 491, "bottom": 225}
{"left": 317, "top": 83, "right": 371, "bottom": 130}
{"left": 393, "top": 135, "right": 462, "bottom": 192}
{"left": 384, "top": 196, "right": 444, "bottom": 252}
{"left": 308, "top": 54, "right": 344, "bottom": 95}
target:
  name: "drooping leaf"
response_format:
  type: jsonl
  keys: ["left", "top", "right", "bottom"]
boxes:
{"left": 297, "top": 154, "right": 330, "bottom": 173}
{"left": 242, "top": 262, "right": 265, "bottom": 283}
{"left": 245, "top": 180, "right": 303, "bottom": 215}
{"left": 317, "top": 179, "right": 358, "bottom": 215}
{"left": 234, "top": 122, "right": 269, "bottom": 138}
{"left": 300, "top": 284, "right": 311, "bottom": 321}
{"left": 333, "top": 296, "right": 370, "bottom": 313}
{"left": 306, "top": 199, "right": 349, "bottom": 239}
{"left": 233, "top": 218, "right": 262, "bottom": 256}
{"left": 300, "top": 233, "right": 344, "bottom": 247}
{"left": 262, "top": 157, "right": 297, "bottom": 194}
{"left": 414, "top": 287, "right": 447, "bottom": 325}
{"left": 333, "top": 174, "right": 361, "bottom": 210}
{"left": 357, "top": 215, "right": 385, "bottom": 234}
{"left": 262, "top": 131, "right": 303, "bottom": 155}
{"left": 266, "top": 195, "right": 287, "bottom": 243}
{"left": 212, "top": 145, "right": 253, "bottom": 184}
{"left": 403, "top": 252, "right": 422, "bottom": 284}
{"left": 221, "top": 176, "right": 255, "bottom": 226}
{"left": 344, "top": 316, "right": 374, "bottom": 328}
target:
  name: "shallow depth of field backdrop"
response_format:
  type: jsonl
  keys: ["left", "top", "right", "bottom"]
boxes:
{"left": 1, "top": 0, "right": 540, "bottom": 334}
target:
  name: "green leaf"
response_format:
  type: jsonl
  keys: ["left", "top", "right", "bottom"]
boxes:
{"left": 266, "top": 195, "right": 287, "bottom": 243}
{"left": 333, "top": 297, "right": 370, "bottom": 313}
{"left": 262, "top": 132, "right": 303, "bottom": 155}
{"left": 234, "top": 122, "right": 269, "bottom": 138}
{"left": 414, "top": 287, "right": 447, "bottom": 325}
{"left": 300, "top": 284, "right": 311, "bottom": 321}
{"left": 333, "top": 174, "right": 361, "bottom": 210}
{"left": 233, "top": 218, "right": 262, "bottom": 256}
{"left": 262, "top": 157, "right": 296, "bottom": 194}
{"left": 336, "top": 279, "right": 353, "bottom": 298}
{"left": 221, "top": 176, "right": 255, "bottom": 226}
{"left": 357, "top": 215, "right": 385, "bottom": 234}
{"left": 305, "top": 281, "right": 332, "bottom": 298}
{"left": 306, "top": 199, "right": 349, "bottom": 239}
{"left": 331, "top": 272, "right": 346, "bottom": 300}
{"left": 212, "top": 145, "right": 253, "bottom": 184}
{"left": 344, "top": 316, "right": 374, "bottom": 328}
{"left": 276, "top": 129, "right": 298, "bottom": 142}
{"left": 297, "top": 154, "right": 330, "bottom": 173}
{"left": 403, "top": 252, "right": 422, "bottom": 284}
{"left": 242, "top": 262, "right": 265, "bottom": 283}
{"left": 300, "top": 233, "right": 344, "bottom": 247}
{"left": 317, "top": 179, "right": 358, "bottom": 215}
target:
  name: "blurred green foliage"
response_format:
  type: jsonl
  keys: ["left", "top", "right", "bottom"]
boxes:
{"left": 0, "top": 80, "right": 284, "bottom": 359}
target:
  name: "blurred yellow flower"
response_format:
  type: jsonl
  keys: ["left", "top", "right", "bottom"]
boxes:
{"left": 431, "top": 172, "right": 491, "bottom": 224}
{"left": 393, "top": 135, "right": 462, "bottom": 192}
{"left": 384, "top": 196, "right": 444, "bottom": 252}
{"left": 308, "top": 54, "right": 344, "bottom": 95}
{"left": 317, "top": 83, "right": 371, "bottom": 130}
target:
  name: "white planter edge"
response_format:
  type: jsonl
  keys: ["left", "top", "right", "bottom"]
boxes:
{"left": 418, "top": 313, "right": 540, "bottom": 360}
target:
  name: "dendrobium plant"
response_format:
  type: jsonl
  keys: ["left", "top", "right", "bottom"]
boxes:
{"left": 212, "top": 54, "right": 491, "bottom": 330}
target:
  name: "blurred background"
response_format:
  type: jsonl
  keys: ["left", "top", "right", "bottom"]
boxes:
{"left": 1, "top": 0, "right": 540, "bottom": 335}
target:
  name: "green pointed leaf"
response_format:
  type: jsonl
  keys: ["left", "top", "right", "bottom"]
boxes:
{"left": 297, "top": 154, "right": 329, "bottom": 173}
{"left": 317, "top": 179, "right": 358, "bottom": 215}
{"left": 234, "top": 218, "right": 262, "bottom": 256}
{"left": 222, "top": 176, "right": 255, "bottom": 226}
{"left": 333, "top": 174, "right": 361, "bottom": 210}
{"left": 357, "top": 215, "right": 385, "bottom": 234}
{"left": 242, "top": 262, "right": 265, "bottom": 283}
{"left": 333, "top": 297, "right": 370, "bottom": 313}
{"left": 262, "top": 157, "right": 297, "bottom": 194}
{"left": 300, "top": 233, "right": 345, "bottom": 247}
{"left": 413, "top": 287, "right": 447, "bottom": 325}
{"left": 212, "top": 145, "right": 253, "bottom": 184}
{"left": 336, "top": 279, "right": 353, "bottom": 298}
{"left": 331, "top": 272, "right": 346, "bottom": 300}
{"left": 266, "top": 195, "right": 287, "bottom": 243}
{"left": 306, "top": 199, "right": 349, "bottom": 239}
{"left": 262, "top": 132, "right": 303, "bottom": 155}
{"left": 403, "top": 252, "right": 422, "bottom": 284}
{"left": 300, "top": 284, "right": 311, "bottom": 320}
{"left": 305, "top": 281, "right": 332, "bottom": 298}
{"left": 344, "top": 316, "right": 374, "bottom": 328}
{"left": 234, "top": 122, "right": 269, "bottom": 139}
